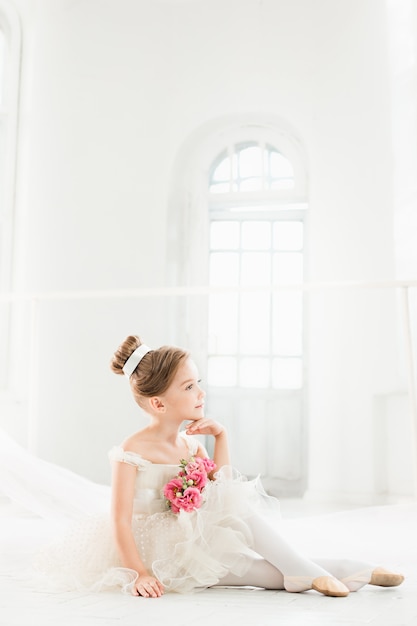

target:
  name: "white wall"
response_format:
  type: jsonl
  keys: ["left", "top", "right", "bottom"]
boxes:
{"left": 306, "top": 0, "right": 401, "bottom": 500}
{"left": 383, "top": 0, "right": 417, "bottom": 501}
{"left": 2, "top": 0, "right": 411, "bottom": 498}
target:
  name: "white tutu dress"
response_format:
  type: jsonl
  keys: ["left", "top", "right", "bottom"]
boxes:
{"left": 35, "top": 432, "right": 280, "bottom": 594}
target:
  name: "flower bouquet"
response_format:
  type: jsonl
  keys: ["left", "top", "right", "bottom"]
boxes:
{"left": 163, "top": 456, "right": 216, "bottom": 514}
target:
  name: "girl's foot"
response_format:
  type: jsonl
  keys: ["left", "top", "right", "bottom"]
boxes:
{"left": 312, "top": 576, "right": 350, "bottom": 597}
{"left": 370, "top": 567, "right": 404, "bottom": 587}
{"left": 284, "top": 575, "right": 349, "bottom": 597}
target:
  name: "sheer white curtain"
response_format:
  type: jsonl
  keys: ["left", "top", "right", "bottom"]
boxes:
{"left": 0, "top": 427, "right": 109, "bottom": 522}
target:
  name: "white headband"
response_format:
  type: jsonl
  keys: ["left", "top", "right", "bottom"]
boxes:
{"left": 123, "top": 344, "right": 152, "bottom": 378}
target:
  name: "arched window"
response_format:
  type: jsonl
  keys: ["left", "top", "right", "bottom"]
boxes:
{"left": 207, "top": 141, "right": 306, "bottom": 392}
{"left": 209, "top": 142, "right": 295, "bottom": 194}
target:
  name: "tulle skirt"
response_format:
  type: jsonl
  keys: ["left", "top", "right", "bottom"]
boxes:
{"left": 35, "top": 467, "right": 280, "bottom": 594}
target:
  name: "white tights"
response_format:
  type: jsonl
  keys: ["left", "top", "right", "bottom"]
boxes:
{"left": 217, "top": 514, "right": 374, "bottom": 592}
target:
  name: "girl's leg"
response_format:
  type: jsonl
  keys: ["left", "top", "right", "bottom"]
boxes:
{"left": 246, "top": 513, "right": 349, "bottom": 594}
{"left": 216, "top": 555, "right": 403, "bottom": 593}
{"left": 217, "top": 558, "right": 284, "bottom": 590}
{"left": 246, "top": 514, "right": 404, "bottom": 594}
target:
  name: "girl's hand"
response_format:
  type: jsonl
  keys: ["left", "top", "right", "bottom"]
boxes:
{"left": 185, "top": 418, "right": 225, "bottom": 437}
{"left": 133, "top": 574, "right": 164, "bottom": 598}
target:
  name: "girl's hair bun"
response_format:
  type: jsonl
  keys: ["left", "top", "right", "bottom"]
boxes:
{"left": 110, "top": 335, "right": 142, "bottom": 376}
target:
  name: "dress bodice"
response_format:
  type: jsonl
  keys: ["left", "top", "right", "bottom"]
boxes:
{"left": 108, "top": 432, "right": 199, "bottom": 516}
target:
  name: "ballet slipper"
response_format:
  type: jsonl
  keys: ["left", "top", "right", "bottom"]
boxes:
{"left": 312, "top": 576, "right": 350, "bottom": 597}
{"left": 284, "top": 575, "right": 349, "bottom": 597}
{"left": 369, "top": 567, "right": 404, "bottom": 587}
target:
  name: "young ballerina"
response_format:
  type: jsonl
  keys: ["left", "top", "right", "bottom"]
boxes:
{"left": 105, "top": 334, "right": 404, "bottom": 599}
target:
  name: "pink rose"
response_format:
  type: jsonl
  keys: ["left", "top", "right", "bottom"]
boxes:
{"left": 184, "top": 457, "right": 216, "bottom": 475}
{"left": 163, "top": 478, "right": 183, "bottom": 502}
{"left": 185, "top": 469, "right": 207, "bottom": 490}
{"left": 184, "top": 460, "right": 202, "bottom": 474}
{"left": 199, "top": 457, "right": 216, "bottom": 474}
{"left": 169, "top": 487, "right": 203, "bottom": 514}
{"left": 177, "top": 487, "right": 203, "bottom": 512}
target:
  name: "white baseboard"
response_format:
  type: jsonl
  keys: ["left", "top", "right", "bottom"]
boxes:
{"left": 302, "top": 489, "right": 416, "bottom": 507}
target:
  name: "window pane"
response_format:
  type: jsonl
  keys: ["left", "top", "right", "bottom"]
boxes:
{"left": 212, "top": 155, "right": 230, "bottom": 182}
{"left": 210, "top": 252, "right": 239, "bottom": 285}
{"left": 273, "top": 252, "right": 303, "bottom": 284}
{"left": 273, "top": 222, "right": 303, "bottom": 251}
{"left": 273, "top": 293, "right": 303, "bottom": 355}
{"left": 210, "top": 221, "right": 240, "bottom": 250}
{"left": 240, "top": 357, "right": 270, "bottom": 388}
{"left": 208, "top": 294, "right": 238, "bottom": 353}
{"left": 238, "top": 145, "right": 262, "bottom": 178}
{"left": 240, "top": 292, "right": 270, "bottom": 354}
{"left": 241, "top": 221, "right": 270, "bottom": 250}
{"left": 272, "top": 358, "right": 302, "bottom": 389}
{"left": 270, "top": 150, "right": 294, "bottom": 179}
{"left": 208, "top": 356, "right": 237, "bottom": 386}
{"left": 270, "top": 178, "right": 295, "bottom": 190}
{"left": 239, "top": 177, "right": 263, "bottom": 192}
{"left": 241, "top": 252, "right": 270, "bottom": 286}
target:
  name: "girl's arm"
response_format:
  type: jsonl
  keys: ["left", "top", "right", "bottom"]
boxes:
{"left": 211, "top": 427, "right": 230, "bottom": 470}
{"left": 111, "top": 461, "right": 164, "bottom": 597}
{"left": 185, "top": 419, "right": 230, "bottom": 470}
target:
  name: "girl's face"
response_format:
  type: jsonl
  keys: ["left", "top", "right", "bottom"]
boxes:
{"left": 159, "top": 358, "right": 205, "bottom": 421}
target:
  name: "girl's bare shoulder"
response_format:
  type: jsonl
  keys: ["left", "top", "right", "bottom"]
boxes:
{"left": 120, "top": 430, "right": 152, "bottom": 453}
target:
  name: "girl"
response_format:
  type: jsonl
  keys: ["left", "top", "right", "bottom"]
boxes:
{"left": 106, "top": 334, "right": 404, "bottom": 598}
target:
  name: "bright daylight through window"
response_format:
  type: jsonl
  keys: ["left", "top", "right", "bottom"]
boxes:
{"left": 207, "top": 142, "right": 305, "bottom": 390}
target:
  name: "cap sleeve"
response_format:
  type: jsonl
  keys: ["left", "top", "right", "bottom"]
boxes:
{"left": 108, "top": 446, "right": 151, "bottom": 470}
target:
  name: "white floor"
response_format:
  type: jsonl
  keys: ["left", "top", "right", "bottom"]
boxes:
{"left": 1, "top": 499, "right": 416, "bottom": 626}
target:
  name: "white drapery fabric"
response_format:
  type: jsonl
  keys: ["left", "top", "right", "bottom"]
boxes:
{"left": 0, "top": 428, "right": 110, "bottom": 523}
